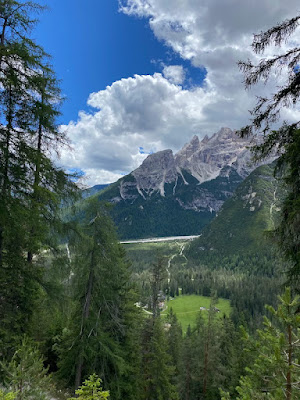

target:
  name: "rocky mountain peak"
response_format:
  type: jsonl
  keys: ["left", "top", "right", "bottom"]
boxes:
{"left": 94, "top": 127, "right": 277, "bottom": 239}
{"left": 202, "top": 135, "right": 209, "bottom": 144}
{"left": 174, "top": 127, "right": 251, "bottom": 184}
{"left": 190, "top": 135, "right": 200, "bottom": 146}
{"left": 132, "top": 149, "right": 177, "bottom": 197}
{"left": 136, "top": 149, "right": 174, "bottom": 170}
{"left": 117, "top": 127, "right": 275, "bottom": 202}
{"left": 176, "top": 135, "right": 202, "bottom": 162}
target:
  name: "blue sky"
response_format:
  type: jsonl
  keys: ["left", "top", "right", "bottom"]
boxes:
{"left": 32, "top": 1, "right": 299, "bottom": 185}
{"left": 35, "top": 0, "right": 205, "bottom": 125}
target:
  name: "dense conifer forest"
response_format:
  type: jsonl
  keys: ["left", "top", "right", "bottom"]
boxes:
{"left": 0, "top": 2, "right": 299, "bottom": 400}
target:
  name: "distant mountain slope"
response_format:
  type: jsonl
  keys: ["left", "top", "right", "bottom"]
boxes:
{"left": 187, "top": 163, "right": 285, "bottom": 258}
{"left": 82, "top": 184, "right": 109, "bottom": 199}
{"left": 92, "top": 166, "right": 245, "bottom": 239}
{"left": 86, "top": 128, "right": 275, "bottom": 239}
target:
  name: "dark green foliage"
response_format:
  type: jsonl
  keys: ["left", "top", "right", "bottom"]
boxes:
{"left": 165, "top": 308, "right": 182, "bottom": 378}
{"left": 239, "top": 15, "right": 300, "bottom": 282}
{"left": 0, "top": 0, "right": 78, "bottom": 356}
{"left": 140, "top": 317, "right": 179, "bottom": 400}
{"left": 126, "top": 240, "right": 284, "bottom": 331}
{"left": 57, "top": 199, "right": 141, "bottom": 399}
{"left": 274, "top": 128, "right": 300, "bottom": 286}
{"left": 1, "top": 337, "right": 52, "bottom": 400}
{"left": 178, "top": 299, "right": 247, "bottom": 400}
{"left": 187, "top": 163, "right": 285, "bottom": 257}
{"left": 224, "top": 288, "right": 300, "bottom": 399}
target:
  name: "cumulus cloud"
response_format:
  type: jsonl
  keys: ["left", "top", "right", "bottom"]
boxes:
{"left": 120, "top": 0, "right": 300, "bottom": 105}
{"left": 61, "top": 72, "right": 237, "bottom": 185}
{"left": 61, "top": 1, "right": 300, "bottom": 185}
{"left": 162, "top": 65, "right": 185, "bottom": 84}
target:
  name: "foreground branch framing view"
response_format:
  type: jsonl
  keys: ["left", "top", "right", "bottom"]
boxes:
{"left": 0, "top": 1, "right": 299, "bottom": 400}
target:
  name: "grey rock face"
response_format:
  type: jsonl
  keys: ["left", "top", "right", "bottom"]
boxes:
{"left": 116, "top": 127, "right": 274, "bottom": 212}
{"left": 132, "top": 149, "right": 177, "bottom": 196}
{"left": 175, "top": 127, "right": 255, "bottom": 183}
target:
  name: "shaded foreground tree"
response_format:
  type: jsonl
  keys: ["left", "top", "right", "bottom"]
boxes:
{"left": 238, "top": 15, "right": 300, "bottom": 283}
{"left": 221, "top": 288, "right": 300, "bottom": 400}
{"left": 140, "top": 317, "right": 179, "bottom": 400}
{"left": 0, "top": 0, "right": 77, "bottom": 356}
{"left": 57, "top": 199, "right": 141, "bottom": 400}
{"left": 1, "top": 337, "right": 52, "bottom": 400}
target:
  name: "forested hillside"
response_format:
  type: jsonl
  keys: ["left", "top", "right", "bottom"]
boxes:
{"left": 187, "top": 163, "right": 285, "bottom": 257}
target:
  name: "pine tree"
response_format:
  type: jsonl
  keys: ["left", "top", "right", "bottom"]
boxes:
{"left": 166, "top": 308, "right": 182, "bottom": 378}
{"left": 68, "top": 374, "right": 109, "bottom": 400}
{"left": 0, "top": 1, "right": 77, "bottom": 356}
{"left": 238, "top": 15, "right": 300, "bottom": 282}
{"left": 223, "top": 288, "right": 300, "bottom": 399}
{"left": 141, "top": 317, "right": 179, "bottom": 400}
{"left": 1, "top": 337, "right": 52, "bottom": 400}
{"left": 178, "top": 325, "right": 194, "bottom": 400}
{"left": 150, "top": 256, "right": 166, "bottom": 318}
{"left": 57, "top": 199, "right": 140, "bottom": 399}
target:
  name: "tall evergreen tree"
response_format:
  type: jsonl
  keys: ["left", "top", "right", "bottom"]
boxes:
{"left": 238, "top": 15, "right": 300, "bottom": 282}
{"left": 150, "top": 256, "right": 166, "bottom": 318}
{"left": 140, "top": 317, "right": 178, "bottom": 400}
{"left": 1, "top": 337, "right": 52, "bottom": 400}
{"left": 0, "top": 0, "right": 77, "bottom": 356}
{"left": 178, "top": 325, "right": 194, "bottom": 400}
{"left": 57, "top": 199, "right": 140, "bottom": 399}
{"left": 222, "top": 288, "right": 300, "bottom": 399}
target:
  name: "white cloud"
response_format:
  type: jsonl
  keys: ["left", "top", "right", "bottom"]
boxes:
{"left": 76, "top": 169, "right": 124, "bottom": 188}
{"left": 61, "top": 1, "right": 300, "bottom": 185}
{"left": 162, "top": 65, "right": 185, "bottom": 84}
{"left": 61, "top": 73, "right": 232, "bottom": 185}
{"left": 120, "top": 0, "right": 300, "bottom": 101}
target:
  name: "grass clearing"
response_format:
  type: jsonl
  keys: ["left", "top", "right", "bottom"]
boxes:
{"left": 162, "top": 295, "right": 231, "bottom": 334}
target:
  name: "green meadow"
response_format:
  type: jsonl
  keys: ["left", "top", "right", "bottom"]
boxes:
{"left": 162, "top": 295, "right": 232, "bottom": 333}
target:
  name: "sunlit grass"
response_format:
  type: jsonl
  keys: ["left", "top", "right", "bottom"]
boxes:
{"left": 162, "top": 294, "right": 231, "bottom": 334}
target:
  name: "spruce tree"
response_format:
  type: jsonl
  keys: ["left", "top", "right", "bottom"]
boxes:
{"left": 1, "top": 337, "right": 52, "bottom": 400}
{"left": 178, "top": 325, "right": 194, "bottom": 400}
{"left": 238, "top": 15, "right": 300, "bottom": 282}
{"left": 0, "top": 1, "right": 77, "bottom": 356}
{"left": 57, "top": 199, "right": 140, "bottom": 399}
{"left": 140, "top": 317, "right": 179, "bottom": 400}
{"left": 68, "top": 374, "right": 109, "bottom": 400}
{"left": 222, "top": 288, "right": 300, "bottom": 399}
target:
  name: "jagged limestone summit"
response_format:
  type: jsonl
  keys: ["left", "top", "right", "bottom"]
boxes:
{"left": 88, "top": 128, "right": 275, "bottom": 239}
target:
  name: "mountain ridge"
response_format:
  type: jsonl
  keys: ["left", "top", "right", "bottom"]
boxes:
{"left": 87, "top": 127, "right": 276, "bottom": 239}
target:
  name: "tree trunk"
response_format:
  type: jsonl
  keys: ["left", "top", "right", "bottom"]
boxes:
{"left": 286, "top": 323, "right": 292, "bottom": 400}
{"left": 0, "top": 86, "right": 13, "bottom": 265}
{"left": 74, "top": 250, "right": 95, "bottom": 391}
{"left": 27, "top": 109, "right": 43, "bottom": 264}
{"left": 203, "top": 307, "right": 213, "bottom": 399}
